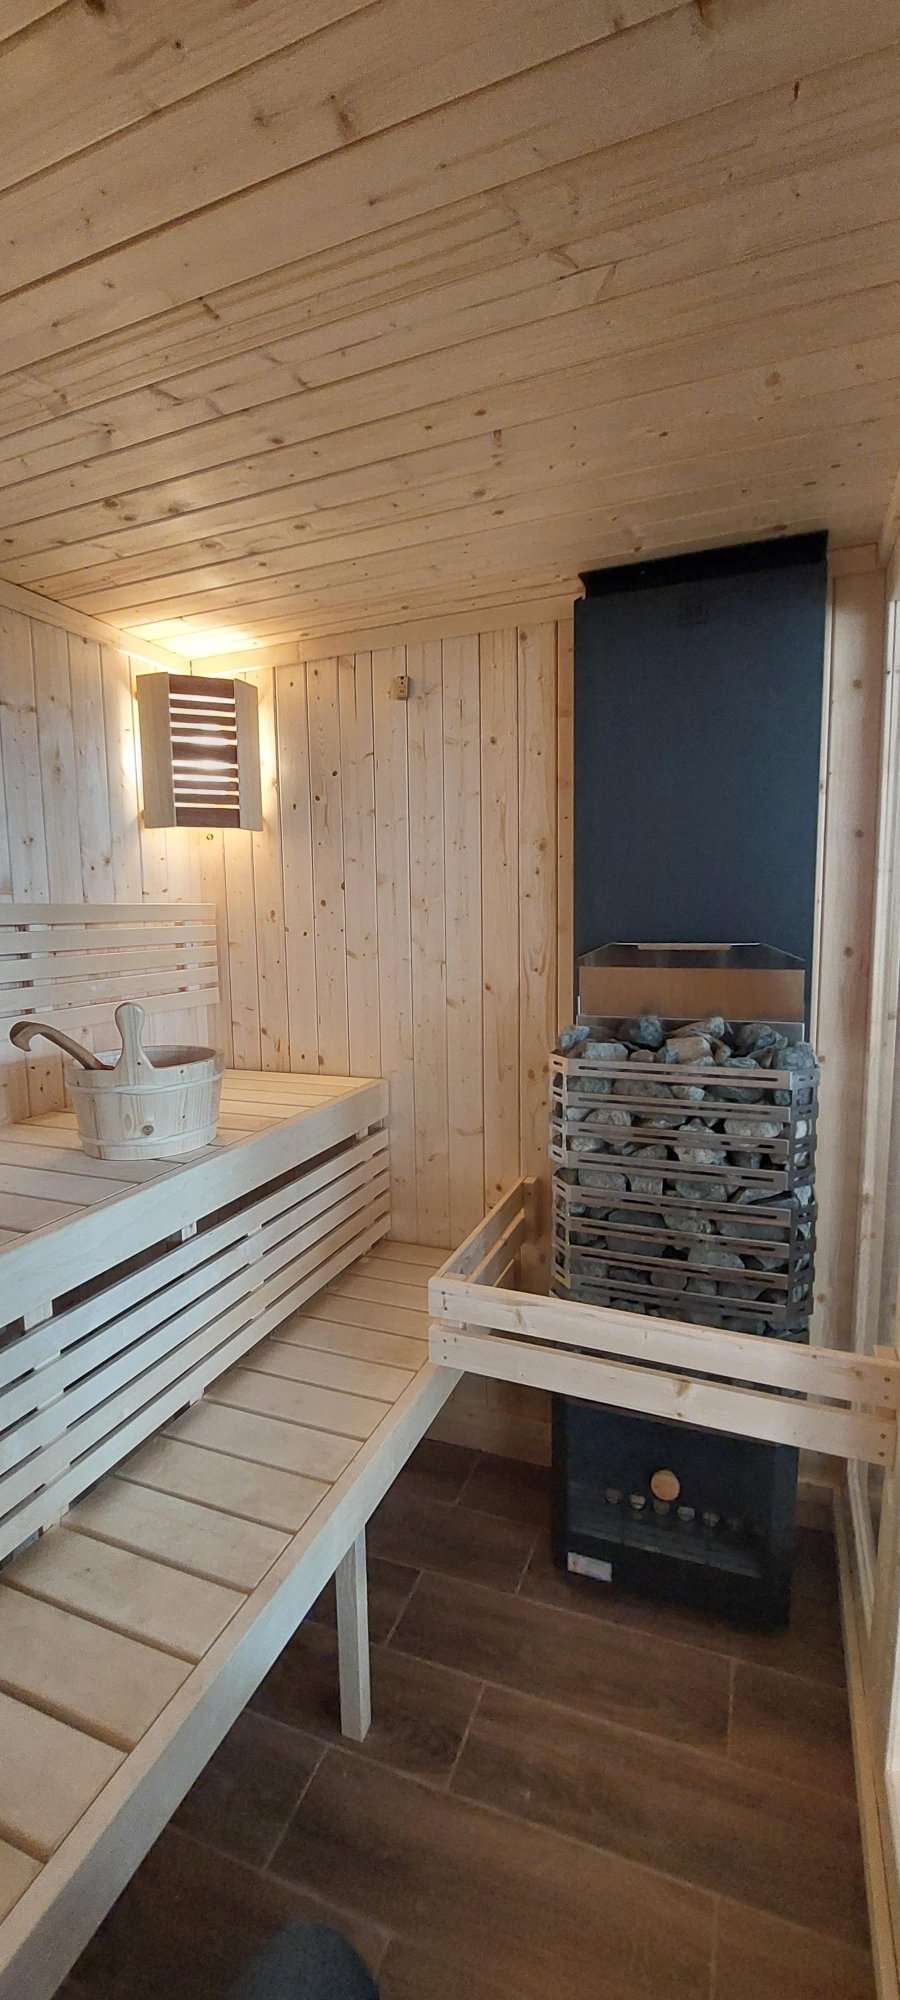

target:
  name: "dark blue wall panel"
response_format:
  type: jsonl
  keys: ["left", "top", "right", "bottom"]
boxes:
{"left": 574, "top": 538, "right": 828, "bottom": 981}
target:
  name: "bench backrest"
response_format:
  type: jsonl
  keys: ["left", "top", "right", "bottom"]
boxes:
{"left": 0, "top": 901, "right": 221, "bottom": 1119}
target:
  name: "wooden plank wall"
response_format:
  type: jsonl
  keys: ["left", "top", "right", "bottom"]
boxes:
{"left": 194, "top": 616, "right": 568, "bottom": 1464}
{"left": 813, "top": 564, "right": 887, "bottom": 1353}
{"left": 0, "top": 603, "right": 213, "bottom": 1122}
{"left": 198, "top": 618, "right": 567, "bottom": 1252}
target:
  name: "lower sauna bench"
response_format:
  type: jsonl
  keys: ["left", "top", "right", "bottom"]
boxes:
{"left": 0, "top": 1070, "right": 458, "bottom": 2000}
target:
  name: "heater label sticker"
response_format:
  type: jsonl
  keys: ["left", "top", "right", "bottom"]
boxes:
{"left": 567, "top": 1552, "right": 613, "bottom": 1584}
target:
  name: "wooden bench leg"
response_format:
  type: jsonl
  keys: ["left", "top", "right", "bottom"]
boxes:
{"left": 335, "top": 1529, "right": 371, "bottom": 1741}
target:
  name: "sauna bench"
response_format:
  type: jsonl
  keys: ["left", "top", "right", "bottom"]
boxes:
{"left": 0, "top": 1071, "right": 459, "bottom": 1999}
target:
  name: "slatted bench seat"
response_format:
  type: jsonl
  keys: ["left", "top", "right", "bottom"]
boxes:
{"left": 0, "top": 1228, "right": 456, "bottom": 1999}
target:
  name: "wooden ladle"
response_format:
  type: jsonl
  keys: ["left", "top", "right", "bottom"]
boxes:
{"left": 10, "top": 1020, "right": 107, "bottom": 1069}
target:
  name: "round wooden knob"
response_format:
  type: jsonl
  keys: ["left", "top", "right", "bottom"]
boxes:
{"left": 650, "top": 1468, "right": 681, "bottom": 1503}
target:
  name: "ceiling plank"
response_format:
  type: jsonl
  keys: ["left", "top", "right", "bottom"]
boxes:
{"left": 0, "top": 0, "right": 898, "bottom": 378}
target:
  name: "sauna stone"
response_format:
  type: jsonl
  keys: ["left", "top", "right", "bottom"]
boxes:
{"left": 669, "top": 1081, "right": 707, "bottom": 1104}
{"left": 577, "top": 1167, "right": 627, "bottom": 1193}
{"left": 676, "top": 1176, "right": 728, "bottom": 1202}
{"left": 689, "top": 1243, "right": 746, "bottom": 1271}
{"left": 663, "top": 1208, "right": 713, "bottom": 1235}
{"left": 630, "top": 1170, "right": 664, "bottom": 1196}
{"left": 608, "top": 1208, "right": 666, "bottom": 1231}
{"left": 723, "top": 1116, "right": 782, "bottom": 1141}
{"left": 651, "top": 1264, "right": 688, "bottom": 1291}
{"left": 660, "top": 1033, "right": 713, "bottom": 1064}
{"left": 674, "top": 1121, "right": 727, "bottom": 1166}
{"left": 618, "top": 1014, "right": 665, "bottom": 1048}
{"left": 557, "top": 1023, "right": 591, "bottom": 1053}
{"left": 614, "top": 1076, "right": 672, "bottom": 1100}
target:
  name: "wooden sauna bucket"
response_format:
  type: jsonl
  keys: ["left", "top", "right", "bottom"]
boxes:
{"left": 68, "top": 1004, "right": 223, "bottom": 1160}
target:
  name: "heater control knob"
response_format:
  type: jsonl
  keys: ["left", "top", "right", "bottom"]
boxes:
{"left": 650, "top": 1468, "right": 681, "bottom": 1504}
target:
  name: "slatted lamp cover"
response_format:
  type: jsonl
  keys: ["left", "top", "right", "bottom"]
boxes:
{"left": 136, "top": 673, "right": 263, "bottom": 830}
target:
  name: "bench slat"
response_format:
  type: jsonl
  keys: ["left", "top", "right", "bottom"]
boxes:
{"left": 69, "top": 1480, "right": 289, "bottom": 1593}
{"left": 282, "top": 1312, "right": 427, "bottom": 1369}
{"left": 328, "top": 1274, "right": 430, "bottom": 1311}
{"left": 165, "top": 1400, "right": 358, "bottom": 1483}
{"left": 120, "top": 1437, "right": 329, "bottom": 1534}
{"left": 0, "top": 1691, "right": 123, "bottom": 1859}
{"left": 4, "top": 1534, "right": 244, "bottom": 1664}
{"left": 0, "top": 1589, "right": 188, "bottom": 1750}
{"left": 382, "top": 1240, "right": 451, "bottom": 1266}
{"left": 293, "top": 1294, "right": 428, "bottom": 1339}
{"left": 206, "top": 1367, "right": 391, "bottom": 1442}
{"left": 253, "top": 1336, "right": 414, "bottom": 1402}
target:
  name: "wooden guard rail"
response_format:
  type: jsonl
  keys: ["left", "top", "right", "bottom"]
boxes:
{"left": 428, "top": 1178, "right": 900, "bottom": 1467}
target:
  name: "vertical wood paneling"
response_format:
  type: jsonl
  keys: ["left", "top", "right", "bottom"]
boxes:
{"left": 195, "top": 826, "right": 234, "bottom": 1066}
{"left": 408, "top": 640, "right": 449, "bottom": 1245}
{"left": 132, "top": 660, "right": 168, "bottom": 904}
{"left": 68, "top": 635, "right": 114, "bottom": 901}
{"left": 32, "top": 623, "right": 80, "bottom": 902}
{"left": 813, "top": 569, "right": 885, "bottom": 1348}
{"left": 223, "top": 827, "right": 261, "bottom": 1069}
{"left": 517, "top": 621, "right": 557, "bottom": 1286}
{"left": 556, "top": 613, "right": 575, "bottom": 1034}
{"left": 101, "top": 645, "right": 143, "bottom": 904}
{"left": 340, "top": 653, "right": 380, "bottom": 1078}
{"left": 443, "top": 633, "right": 484, "bottom": 1243}
{"left": 372, "top": 646, "right": 416, "bottom": 1243}
{"left": 0, "top": 607, "right": 49, "bottom": 899}
{"left": 277, "top": 663, "right": 318, "bottom": 1072}
{"left": 308, "top": 657, "right": 349, "bottom": 1074}
{"left": 480, "top": 627, "right": 520, "bottom": 1206}
{"left": 0, "top": 694, "right": 10, "bottom": 904}
{"left": 251, "top": 665, "right": 289, "bottom": 1070}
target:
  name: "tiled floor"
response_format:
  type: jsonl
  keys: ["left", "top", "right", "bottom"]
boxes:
{"left": 64, "top": 1442, "right": 872, "bottom": 2000}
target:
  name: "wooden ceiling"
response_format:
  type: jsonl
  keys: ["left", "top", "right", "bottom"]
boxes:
{"left": 1, "top": 0, "right": 899, "bottom": 656}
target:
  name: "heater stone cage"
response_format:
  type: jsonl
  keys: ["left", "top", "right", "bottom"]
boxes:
{"left": 550, "top": 1040, "right": 818, "bottom": 1338}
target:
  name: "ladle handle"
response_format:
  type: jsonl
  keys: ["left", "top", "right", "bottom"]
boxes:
{"left": 9, "top": 1020, "right": 106, "bottom": 1070}
{"left": 114, "top": 1002, "right": 156, "bottom": 1083}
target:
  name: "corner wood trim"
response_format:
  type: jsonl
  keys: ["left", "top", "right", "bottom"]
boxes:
{"left": 835, "top": 1486, "right": 900, "bottom": 2000}
{"left": 186, "top": 594, "right": 582, "bottom": 672}
{"left": 0, "top": 577, "right": 188, "bottom": 670}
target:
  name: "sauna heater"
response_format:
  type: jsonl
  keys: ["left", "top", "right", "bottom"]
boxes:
{"left": 557, "top": 538, "right": 828, "bottom": 1628}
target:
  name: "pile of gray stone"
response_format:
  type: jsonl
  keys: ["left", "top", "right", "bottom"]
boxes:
{"left": 551, "top": 1014, "right": 818, "bottom": 1337}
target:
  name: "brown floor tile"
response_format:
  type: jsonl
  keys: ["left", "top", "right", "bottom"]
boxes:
{"left": 730, "top": 1660, "right": 856, "bottom": 1798}
{"left": 252, "top": 1620, "right": 481, "bottom": 1782}
{"left": 392, "top": 1569, "right": 731, "bottom": 1750}
{"left": 71, "top": 1825, "right": 387, "bottom": 1998}
{"left": 715, "top": 1899, "right": 875, "bottom": 2000}
{"left": 368, "top": 1488, "right": 536, "bottom": 1592}
{"left": 272, "top": 1750, "right": 715, "bottom": 2000}
{"left": 521, "top": 1528, "right": 846, "bottom": 1686}
{"left": 451, "top": 1682, "right": 869, "bottom": 1947}
{"left": 173, "top": 1710, "right": 322, "bottom": 1867}
{"left": 458, "top": 1452, "right": 552, "bottom": 1526}
{"left": 378, "top": 1937, "right": 620, "bottom": 2000}
{"left": 307, "top": 1554, "right": 418, "bottom": 1643}
{"left": 392, "top": 1437, "right": 481, "bottom": 1504}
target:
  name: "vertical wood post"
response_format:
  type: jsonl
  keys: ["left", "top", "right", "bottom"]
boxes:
{"left": 335, "top": 1528, "right": 371, "bottom": 1741}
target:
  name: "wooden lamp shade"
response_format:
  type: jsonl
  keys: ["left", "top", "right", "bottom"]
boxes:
{"left": 136, "top": 672, "right": 263, "bottom": 829}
